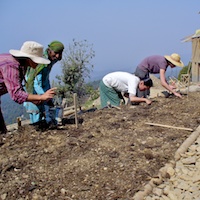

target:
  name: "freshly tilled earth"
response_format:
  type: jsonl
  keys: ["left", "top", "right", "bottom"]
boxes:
{"left": 0, "top": 92, "right": 200, "bottom": 200}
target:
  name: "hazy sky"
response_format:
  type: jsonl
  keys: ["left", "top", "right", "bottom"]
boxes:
{"left": 1, "top": 0, "right": 200, "bottom": 81}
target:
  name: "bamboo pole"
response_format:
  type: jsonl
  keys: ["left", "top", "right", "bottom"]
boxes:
{"left": 145, "top": 122, "right": 193, "bottom": 132}
{"left": 175, "top": 125, "right": 200, "bottom": 160}
{"left": 63, "top": 109, "right": 76, "bottom": 117}
{"left": 63, "top": 105, "right": 75, "bottom": 111}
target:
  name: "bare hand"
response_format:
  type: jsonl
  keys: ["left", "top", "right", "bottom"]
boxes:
{"left": 41, "top": 87, "right": 57, "bottom": 101}
{"left": 145, "top": 99, "right": 152, "bottom": 105}
{"left": 174, "top": 91, "right": 182, "bottom": 98}
{"left": 169, "top": 84, "right": 176, "bottom": 90}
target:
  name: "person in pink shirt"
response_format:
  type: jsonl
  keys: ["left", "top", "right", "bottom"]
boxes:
{"left": 0, "top": 41, "right": 57, "bottom": 134}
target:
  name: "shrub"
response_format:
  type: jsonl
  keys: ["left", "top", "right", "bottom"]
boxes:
{"left": 178, "top": 64, "right": 190, "bottom": 80}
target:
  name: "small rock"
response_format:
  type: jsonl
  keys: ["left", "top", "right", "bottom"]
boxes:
{"left": 166, "top": 167, "right": 175, "bottom": 177}
{"left": 61, "top": 188, "right": 66, "bottom": 195}
{"left": 0, "top": 193, "right": 7, "bottom": 200}
{"left": 152, "top": 187, "right": 163, "bottom": 196}
{"left": 182, "top": 157, "right": 196, "bottom": 165}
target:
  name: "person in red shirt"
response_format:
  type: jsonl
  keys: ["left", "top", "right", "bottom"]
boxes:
{"left": 0, "top": 41, "right": 57, "bottom": 134}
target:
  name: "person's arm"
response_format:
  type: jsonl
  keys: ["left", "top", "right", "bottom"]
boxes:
{"left": 127, "top": 77, "right": 152, "bottom": 105}
{"left": 160, "top": 69, "right": 182, "bottom": 98}
{"left": 3, "top": 65, "right": 56, "bottom": 104}
{"left": 26, "top": 87, "right": 56, "bottom": 103}
{"left": 129, "top": 95, "right": 152, "bottom": 105}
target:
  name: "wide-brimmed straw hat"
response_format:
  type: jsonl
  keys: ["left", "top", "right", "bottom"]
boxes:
{"left": 164, "top": 53, "right": 184, "bottom": 67}
{"left": 9, "top": 41, "right": 50, "bottom": 64}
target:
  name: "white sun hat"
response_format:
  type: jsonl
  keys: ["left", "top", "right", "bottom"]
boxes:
{"left": 164, "top": 53, "right": 184, "bottom": 67}
{"left": 9, "top": 41, "right": 50, "bottom": 64}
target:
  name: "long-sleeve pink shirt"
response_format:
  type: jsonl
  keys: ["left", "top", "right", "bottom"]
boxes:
{"left": 0, "top": 54, "right": 28, "bottom": 104}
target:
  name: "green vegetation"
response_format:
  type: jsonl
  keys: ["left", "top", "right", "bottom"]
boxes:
{"left": 178, "top": 62, "right": 191, "bottom": 80}
{"left": 54, "top": 39, "right": 95, "bottom": 106}
{"left": 83, "top": 99, "right": 96, "bottom": 109}
{"left": 83, "top": 81, "right": 100, "bottom": 109}
{"left": 85, "top": 84, "right": 99, "bottom": 100}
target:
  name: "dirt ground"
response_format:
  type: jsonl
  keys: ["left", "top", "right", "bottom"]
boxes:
{"left": 0, "top": 90, "right": 200, "bottom": 200}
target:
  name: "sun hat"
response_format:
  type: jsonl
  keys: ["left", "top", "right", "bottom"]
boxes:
{"left": 164, "top": 53, "right": 184, "bottom": 67}
{"left": 9, "top": 41, "right": 50, "bottom": 64}
{"left": 48, "top": 41, "right": 64, "bottom": 53}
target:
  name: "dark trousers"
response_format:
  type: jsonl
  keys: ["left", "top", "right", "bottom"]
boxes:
{"left": 44, "top": 100, "right": 57, "bottom": 125}
{"left": 134, "top": 67, "right": 150, "bottom": 98}
{"left": 0, "top": 106, "right": 7, "bottom": 134}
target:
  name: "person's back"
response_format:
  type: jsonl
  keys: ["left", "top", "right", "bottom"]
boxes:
{"left": 0, "top": 54, "right": 26, "bottom": 98}
{"left": 103, "top": 71, "right": 140, "bottom": 93}
{"left": 137, "top": 55, "right": 168, "bottom": 74}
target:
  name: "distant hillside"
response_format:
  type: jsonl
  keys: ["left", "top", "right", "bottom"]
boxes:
{"left": 1, "top": 94, "right": 29, "bottom": 125}
{"left": 87, "top": 80, "right": 100, "bottom": 89}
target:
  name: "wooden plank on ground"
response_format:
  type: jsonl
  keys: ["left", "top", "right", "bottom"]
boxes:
{"left": 145, "top": 122, "right": 193, "bottom": 132}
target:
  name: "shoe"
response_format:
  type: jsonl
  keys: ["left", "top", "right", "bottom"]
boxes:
{"left": 131, "top": 102, "right": 140, "bottom": 105}
{"left": 48, "top": 123, "right": 58, "bottom": 130}
{"left": 32, "top": 120, "right": 49, "bottom": 131}
{"left": 0, "top": 131, "right": 7, "bottom": 135}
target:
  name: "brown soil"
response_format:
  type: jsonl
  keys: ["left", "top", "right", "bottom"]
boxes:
{"left": 0, "top": 92, "right": 200, "bottom": 200}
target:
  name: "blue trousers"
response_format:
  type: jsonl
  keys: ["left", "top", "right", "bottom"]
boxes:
{"left": 44, "top": 101, "right": 57, "bottom": 125}
{"left": 29, "top": 112, "right": 43, "bottom": 124}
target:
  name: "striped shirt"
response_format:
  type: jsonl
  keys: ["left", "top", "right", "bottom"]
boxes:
{"left": 0, "top": 54, "right": 28, "bottom": 104}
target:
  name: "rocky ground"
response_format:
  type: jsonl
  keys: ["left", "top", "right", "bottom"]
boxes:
{"left": 0, "top": 87, "right": 200, "bottom": 200}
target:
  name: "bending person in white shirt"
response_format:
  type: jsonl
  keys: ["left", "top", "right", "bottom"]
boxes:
{"left": 99, "top": 71, "right": 153, "bottom": 108}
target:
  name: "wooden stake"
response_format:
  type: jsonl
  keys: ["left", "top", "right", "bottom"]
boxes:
{"left": 17, "top": 117, "right": 21, "bottom": 128}
{"left": 73, "top": 93, "right": 78, "bottom": 128}
{"left": 145, "top": 122, "right": 193, "bottom": 132}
